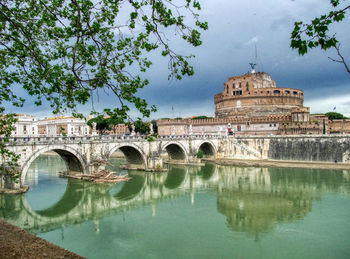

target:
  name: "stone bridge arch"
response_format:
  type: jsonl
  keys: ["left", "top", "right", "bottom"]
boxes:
{"left": 197, "top": 140, "right": 217, "bottom": 158}
{"left": 21, "top": 145, "right": 88, "bottom": 184}
{"left": 162, "top": 141, "right": 188, "bottom": 162}
{"left": 109, "top": 143, "right": 147, "bottom": 170}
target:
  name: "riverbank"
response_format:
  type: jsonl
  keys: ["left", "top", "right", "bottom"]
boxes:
{"left": 208, "top": 158, "right": 350, "bottom": 170}
{"left": 0, "top": 219, "right": 84, "bottom": 259}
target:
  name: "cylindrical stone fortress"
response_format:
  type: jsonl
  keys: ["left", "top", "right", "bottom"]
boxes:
{"left": 214, "top": 72, "right": 304, "bottom": 118}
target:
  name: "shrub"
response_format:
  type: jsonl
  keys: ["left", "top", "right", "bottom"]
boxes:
{"left": 197, "top": 150, "right": 204, "bottom": 158}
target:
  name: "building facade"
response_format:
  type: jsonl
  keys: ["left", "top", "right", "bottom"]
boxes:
{"left": 11, "top": 114, "right": 38, "bottom": 137}
{"left": 37, "top": 116, "right": 90, "bottom": 136}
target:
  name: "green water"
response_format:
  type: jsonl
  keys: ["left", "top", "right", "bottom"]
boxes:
{"left": 1, "top": 155, "right": 350, "bottom": 259}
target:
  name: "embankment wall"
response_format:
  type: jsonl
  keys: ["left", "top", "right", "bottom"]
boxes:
{"left": 235, "top": 135, "right": 350, "bottom": 163}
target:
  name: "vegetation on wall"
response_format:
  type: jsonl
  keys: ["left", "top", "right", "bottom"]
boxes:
{"left": 196, "top": 150, "right": 204, "bottom": 159}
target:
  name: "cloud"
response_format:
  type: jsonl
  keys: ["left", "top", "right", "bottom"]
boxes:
{"left": 3, "top": 0, "right": 350, "bottom": 121}
{"left": 305, "top": 94, "right": 350, "bottom": 117}
{"left": 244, "top": 36, "right": 259, "bottom": 46}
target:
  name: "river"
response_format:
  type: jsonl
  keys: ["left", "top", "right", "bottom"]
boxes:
{"left": 1, "top": 154, "right": 350, "bottom": 259}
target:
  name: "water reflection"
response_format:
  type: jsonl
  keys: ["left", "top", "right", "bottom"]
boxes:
{"left": 1, "top": 155, "right": 350, "bottom": 239}
{"left": 216, "top": 168, "right": 313, "bottom": 238}
{"left": 36, "top": 179, "right": 85, "bottom": 217}
{"left": 164, "top": 165, "right": 186, "bottom": 189}
{"left": 115, "top": 172, "right": 146, "bottom": 201}
{"left": 216, "top": 166, "right": 350, "bottom": 238}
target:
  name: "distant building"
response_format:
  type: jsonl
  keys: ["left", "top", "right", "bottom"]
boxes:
{"left": 37, "top": 116, "right": 90, "bottom": 136}
{"left": 107, "top": 124, "right": 130, "bottom": 135}
{"left": 11, "top": 114, "right": 38, "bottom": 137}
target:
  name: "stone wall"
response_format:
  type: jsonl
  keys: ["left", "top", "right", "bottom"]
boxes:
{"left": 329, "top": 120, "right": 350, "bottom": 134}
{"left": 268, "top": 136, "right": 350, "bottom": 162}
{"left": 236, "top": 135, "right": 350, "bottom": 163}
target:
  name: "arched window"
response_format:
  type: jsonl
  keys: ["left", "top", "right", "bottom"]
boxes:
{"left": 273, "top": 90, "right": 280, "bottom": 94}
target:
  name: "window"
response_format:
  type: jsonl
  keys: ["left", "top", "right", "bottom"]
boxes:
{"left": 284, "top": 90, "right": 290, "bottom": 94}
{"left": 273, "top": 90, "right": 280, "bottom": 94}
{"left": 293, "top": 91, "right": 298, "bottom": 95}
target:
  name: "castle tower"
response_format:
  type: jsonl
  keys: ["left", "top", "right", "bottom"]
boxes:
{"left": 214, "top": 72, "right": 304, "bottom": 118}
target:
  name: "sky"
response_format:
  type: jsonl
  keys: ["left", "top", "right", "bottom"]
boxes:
{"left": 5, "top": 0, "right": 350, "bottom": 119}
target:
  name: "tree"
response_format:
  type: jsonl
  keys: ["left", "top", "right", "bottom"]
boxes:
{"left": 104, "top": 108, "right": 125, "bottom": 134}
{"left": 0, "top": 0, "right": 207, "bottom": 181}
{"left": 87, "top": 115, "right": 111, "bottom": 135}
{"left": 0, "top": 111, "right": 20, "bottom": 184}
{"left": 192, "top": 115, "right": 213, "bottom": 120}
{"left": 128, "top": 119, "right": 150, "bottom": 135}
{"left": 325, "top": 111, "right": 348, "bottom": 120}
{"left": 0, "top": 0, "right": 207, "bottom": 117}
{"left": 291, "top": 0, "right": 350, "bottom": 73}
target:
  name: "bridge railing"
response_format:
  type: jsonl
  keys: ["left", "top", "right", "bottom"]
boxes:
{"left": 0, "top": 133, "right": 224, "bottom": 145}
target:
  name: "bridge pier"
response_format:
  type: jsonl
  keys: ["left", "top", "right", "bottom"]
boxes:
{"left": 147, "top": 156, "right": 164, "bottom": 171}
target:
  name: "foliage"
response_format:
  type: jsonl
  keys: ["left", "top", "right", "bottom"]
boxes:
{"left": 325, "top": 112, "right": 348, "bottom": 120}
{"left": 102, "top": 108, "right": 125, "bottom": 134}
{"left": 291, "top": 0, "right": 350, "bottom": 73}
{"left": 128, "top": 119, "right": 150, "bottom": 135}
{"left": 0, "top": 0, "right": 208, "bottom": 117}
{"left": 192, "top": 115, "right": 213, "bottom": 120}
{"left": 59, "top": 126, "right": 66, "bottom": 136}
{"left": 196, "top": 149, "right": 203, "bottom": 159}
{"left": 0, "top": 110, "right": 20, "bottom": 182}
{"left": 87, "top": 115, "right": 111, "bottom": 135}
{"left": 174, "top": 117, "right": 183, "bottom": 120}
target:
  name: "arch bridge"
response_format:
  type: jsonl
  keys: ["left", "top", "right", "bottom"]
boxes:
{"left": 2, "top": 135, "right": 227, "bottom": 186}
